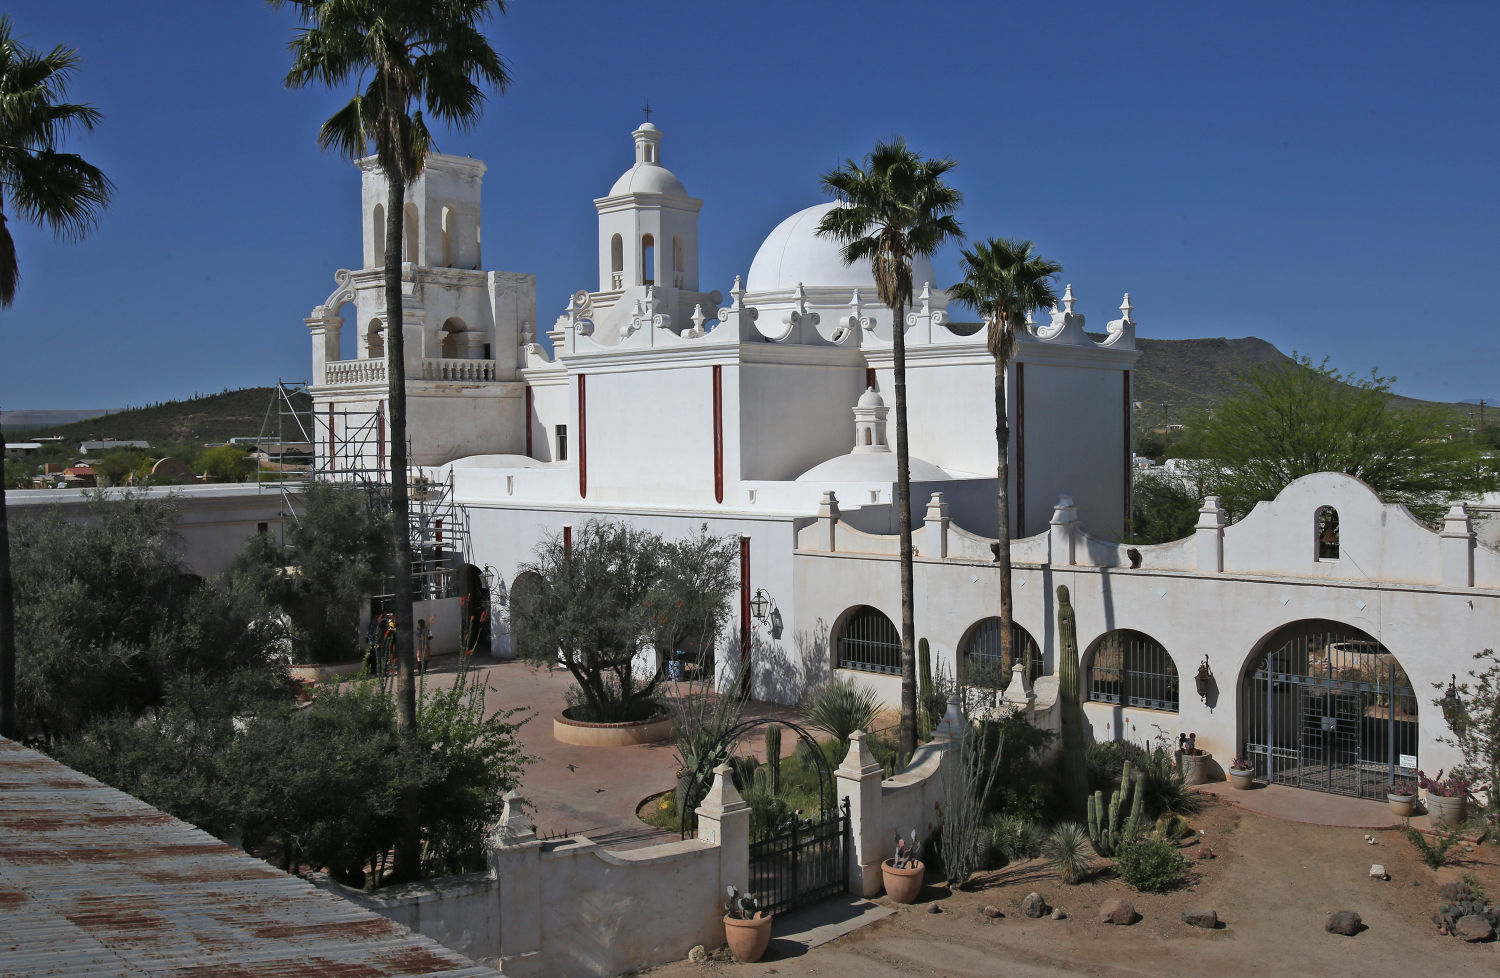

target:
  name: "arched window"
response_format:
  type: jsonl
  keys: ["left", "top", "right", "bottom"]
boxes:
{"left": 672, "top": 234, "right": 684, "bottom": 287}
{"left": 1316, "top": 506, "right": 1339, "bottom": 560}
{"left": 1085, "top": 630, "right": 1178, "bottom": 711}
{"left": 960, "top": 618, "right": 1044, "bottom": 684}
{"left": 641, "top": 234, "right": 655, "bottom": 286}
{"left": 371, "top": 204, "right": 385, "bottom": 265}
{"left": 508, "top": 571, "right": 544, "bottom": 660}
{"left": 440, "top": 317, "right": 467, "bottom": 359}
{"left": 403, "top": 202, "right": 420, "bottom": 263}
{"left": 441, "top": 206, "right": 455, "bottom": 267}
{"left": 835, "top": 605, "right": 899, "bottom": 674}
{"left": 610, "top": 233, "right": 624, "bottom": 289}
{"left": 366, "top": 319, "right": 384, "bottom": 359}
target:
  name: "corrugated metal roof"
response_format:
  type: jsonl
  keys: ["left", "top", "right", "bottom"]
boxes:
{"left": 0, "top": 739, "right": 505, "bottom": 977}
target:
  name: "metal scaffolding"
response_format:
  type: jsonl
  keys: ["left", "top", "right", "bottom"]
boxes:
{"left": 256, "top": 380, "right": 472, "bottom": 602}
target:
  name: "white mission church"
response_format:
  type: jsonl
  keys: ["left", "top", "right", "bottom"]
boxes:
{"left": 300, "top": 121, "right": 1495, "bottom": 803}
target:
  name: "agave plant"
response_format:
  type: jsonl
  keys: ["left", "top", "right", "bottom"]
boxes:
{"left": 804, "top": 678, "right": 881, "bottom": 745}
{"left": 1044, "top": 822, "right": 1093, "bottom": 884}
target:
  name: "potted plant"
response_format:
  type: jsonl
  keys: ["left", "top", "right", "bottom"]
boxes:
{"left": 1176, "top": 732, "right": 1213, "bottom": 787}
{"left": 1386, "top": 775, "right": 1418, "bottom": 818}
{"left": 723, "top": 885, "right": 771, "bottom": 963}
{"left": 1418, "top": 769, "right": 1470, "bottom": 828}
{"left": 1227, "top": 754, "right": 1254, "bottom": 790}
{"left": 881, "top": 829, "right": 925, "bottom": 904}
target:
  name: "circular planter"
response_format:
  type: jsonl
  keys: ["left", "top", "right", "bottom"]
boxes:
{"left": 1426, "top": 793, "right": 1467, "bottom": 829}
{"left": 552, "top": 709, "right": 674, "bottom": 747}
{"left": 882, "top": 858, "right": 925, "bottom": 904}
{"left": 1228, "top": 767, "right": 1255, "bottom": 790}
{"left": 723, "top": 912, "right": 772, "bottom": 962}
{"left": 1181, "top": 752, "right": 1213, "bottom": 787}
{"left": 1387, "top": 793, "right": 1417, "bottom": 818}
{"left": 288, "top": 661, "right": 366, "bottom": 683}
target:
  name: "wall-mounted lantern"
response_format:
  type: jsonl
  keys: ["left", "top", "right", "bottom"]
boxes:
{"left": 750, "top": 588, "right": 783, "bottom": 639}
{"left": 1195, "top": 655, "right": 1215, "bottom": 702}
{"left": 1440, "top": 672, "right": 1465, "bottom": 732}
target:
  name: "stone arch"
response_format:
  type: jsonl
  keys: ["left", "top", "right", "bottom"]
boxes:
{"left": 671, "top": 234, "right": 684, "bottom": 286}
{"left": 403, "top": 202, "right": 419, "bottom": 263}
{"left": 507, "top": 570, "right": 545, "bottom": 661}
{"left": 441, "top": 205, "right": 455, "bottom": 267}
{"left": 459, "top": 562, "right": 488, "bottom": 652}
{"left": 831, "top": 604, "right": 899, "bottom": 675}
{"left": 365, "top": 318, "right": 384, "bottom": 359}
{"left": 641, "top": 233, "right": 655, "bottom": 286}
{"left": 959, "top": 617, "right": 1045, "bottom": 684}
{"left": 1238, "top": 618, "right": 1416, "bottom": 798}
{"left": 1316, "top": 505, "right": 1340, "bottom": 560}
{"left": 1082, "top": 629, "right": 1179, "bottom": 712}
{"left": 440, "top": 316, "right": 469, "bottom": 359}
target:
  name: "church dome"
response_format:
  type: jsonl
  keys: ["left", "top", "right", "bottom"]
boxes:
{"left": 607, "top": 123, "right": 689, "bottom": 197}
{"left": 857, "top": 387, "right": 885, "bottom": 409}
{"left": 796, "top": 451, "right": 950, "bottom": 484}
{"left": 745, "top": 202, "right": 937, "bottom": 293}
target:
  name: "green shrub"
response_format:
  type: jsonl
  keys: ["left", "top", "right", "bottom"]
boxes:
{"left": 978, "top": 710, "right": 1056, "bottom": 822}
{"left": 1403, "top": 825, "right": 1466, "bottom": 870}
{"left": 1133, "top": 742, "right": 1202, "bottom": 819}
{"left": 988, "top": 813, "right": 1043, "bottom": 864}
{"left": 1043, "top": 822, "right": 1093, "bottom": 884}
{"left": 803, "top": 678, "right": 881, "bottom": 745}
{"left": 1115, "top": 835, "right": 1188, "bottom": 892}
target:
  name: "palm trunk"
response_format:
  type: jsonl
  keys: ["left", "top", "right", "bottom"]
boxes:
{"left": 0, "top": 417, "right": 16, "bottom": 739}
{"left": 994, "top": 351, "right": 1015, "bottom": 682}
{"left": 385, "top": 175, "right": 422, "bottom": 883}
{"left": 891, "top": 300, "right": 918, "bottom": 759}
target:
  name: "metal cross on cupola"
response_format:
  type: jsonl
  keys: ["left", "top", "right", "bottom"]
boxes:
{"left": 641, "top": 100, "right": 653, "bottom": 123}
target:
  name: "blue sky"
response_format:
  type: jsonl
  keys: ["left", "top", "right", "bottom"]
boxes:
{"left": 2, "top": 0, "right": 1496, "bottom": 410}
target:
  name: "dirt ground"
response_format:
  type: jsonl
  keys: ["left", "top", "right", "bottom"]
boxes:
{"left": 645, "top": 795, "right": 1500, "bottom": 978}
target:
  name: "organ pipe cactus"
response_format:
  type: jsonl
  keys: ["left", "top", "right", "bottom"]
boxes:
{"left": 764, "top": 725, "right": 782, "bottom": 795}
{"left": 918, "top": 637, "right": 935, "bottom": 738}
{"left": 1087, "top": 760, "right": 1144, "bottom": 857}
{"left": 1057, "top": 585, "right": 1089, "bottom": 814}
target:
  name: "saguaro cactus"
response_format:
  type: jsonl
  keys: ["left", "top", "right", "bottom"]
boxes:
{"left": 764, "top": 724, "right": 782, "bottom": 795}
{"left": 1057, "top": 584, "right": 1089, "bottom": 814}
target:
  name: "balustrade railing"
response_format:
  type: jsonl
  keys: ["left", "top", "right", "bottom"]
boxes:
{"left": 324, "top": 358, "right": 386, "bottom": 386}
{"left": 423, "top": 358, "right": 498, "bottom": 382}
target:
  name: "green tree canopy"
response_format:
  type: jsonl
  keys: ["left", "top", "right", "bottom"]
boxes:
{"left": 510, "top": 520, "right": 739, "bottom": 724}
{"left": 1176, "top": 356, "right": 1499, "bottom": 522}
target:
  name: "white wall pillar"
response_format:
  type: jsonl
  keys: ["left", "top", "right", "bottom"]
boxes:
{"left": 487, "top": 790, "right": 541, "bottom": 973}
{"left": 923, "top": 492, "right": 950, "bottom": 558}
{"left": 307, "top": 315, "right": 342, "bottom": 384}
{"left": 1049, "top": 495, "right": 1078, "bottom": 566}
{"left": 1441, "top": 502, "right": 1475, "bottom": 587}
{"left": 836, "top": 730, "right": 886, "bottom": 898}
{"left": 1195, "top": 495, "right": 1227, "bottom": 573}
{"left": 817, "top": 491, "right": 841, "bottom": 552}
{"left": 694, "top": 763, "right": 750, "bottom": 900}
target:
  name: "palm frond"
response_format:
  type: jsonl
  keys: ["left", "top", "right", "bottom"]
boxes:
{"left": 0, "top": 216, "right": 18, "bottom": 306}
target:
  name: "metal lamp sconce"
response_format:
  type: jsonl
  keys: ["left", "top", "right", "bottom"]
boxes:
{"left": 1440, "top": 672, "right": 1465, "bottom": 732}
{"left": 750, "top": 588, "right": 783, "bottom": 639}
{"left": 1195, "top": 655, "right": 1215, "bottom": 702}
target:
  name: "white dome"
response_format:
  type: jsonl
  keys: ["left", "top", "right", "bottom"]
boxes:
{"left": 745, "top": 202, "right": 937, "bottom": 293}
{"left": 856, "top": 387, "right": 885, "bottom": 409}
{"left": 608, "top": 162, "right": 688, "bottom": 197}
{"left": 797, "top": 451, "right": 949, "bottom": 484}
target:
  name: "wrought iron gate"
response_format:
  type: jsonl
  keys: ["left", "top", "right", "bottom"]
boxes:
{"left": 748, "top": 799, "right": 850, "bottom": 916}
{"left": 1242, "top": 624, "right": 1418, "bottom": 799}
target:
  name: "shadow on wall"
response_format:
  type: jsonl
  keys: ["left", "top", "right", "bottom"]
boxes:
{"left": 749, "top": 620, "right": 830, "bottom": 706}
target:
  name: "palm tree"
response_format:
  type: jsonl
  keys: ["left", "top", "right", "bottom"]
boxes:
{"left": 948, "top": 238, "right": 1059, "bottom": 685}
{"left": 0, "top": 17, "right": 114, "bottom": 738}
{"left": 817, "top": 138, "right": 962, "bottom": 758}
{"left": 271, "top": 0, "right": 511, "bottom": 883}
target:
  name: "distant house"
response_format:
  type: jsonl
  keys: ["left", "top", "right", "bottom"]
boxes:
{"left": 4, "top": 442, "right": 42, "bottom": 459}
{"left": 78, "top": 439, "right": 150, "bottom": 455}
{"left": 61, "top": 464, "right": 97, "bottom": 487}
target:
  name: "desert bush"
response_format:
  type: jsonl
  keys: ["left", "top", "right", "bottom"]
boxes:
{"left": 1439, "top": 647, "right": 1500, "bottom": 832}
{"left": 940, "top": 721, "right": 1006, "bottom": 887}
{"left": 1133, "top": 741, "right": 1202, "bottom": 819}
{"left": 1085, "top": 740, "right": 1140, "bottom": 794}
{"left": 1115, "top": 834, "right": 1188, "bottom": 892}
{"left": 988, "top": 813, "right": 1044, "bottom": 864}
{"left": 1044, "top": 822, "right": 1092, "bottom": 884}
{"left": 804, "top": 678, "right": 881, "bottom": 746}
{"left": 1403, "top": 825, "right": 1467, "bottom": 870}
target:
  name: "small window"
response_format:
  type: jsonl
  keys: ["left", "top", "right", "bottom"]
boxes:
{"left": 556, "top": 424, "right": 568, "bottom": 461}
{"left": 835, "top": 606, "right": 900, "bottom": 674}
{"left": 1316, "top": 506, "right": 1340, "bottom": 560}
{"left": 403, "top": 202, "right": 419, "bottom": 263}
{"left": 257, "top": 522, "right": 269, "bottom": 535}
{"left": 441, "top": 206, "right": 455, "bottom": 267}
{"left": 371, "top": 204, "right": 385, "bottom": 264}
{"left": 1086, "top": 630, "right": 1179, "bottom": 712}
{"left": 641, "top": 234, "right": 655, "bottom": 285}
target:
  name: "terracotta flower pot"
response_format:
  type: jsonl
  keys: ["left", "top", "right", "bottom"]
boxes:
{"left": 882, "top": 858, "right": 925, "bottom": 904}
{"left": 1387, "top": 793, "right": 1416, "bottom": 818}
{"left": 1426, "top": 793, "right": 1466, "bottom": 829}
{"left": 723, "top": 911, "right": 772, "bottom": 962}
{"left": 1228, "top": 767, "right": 1254, "bottom": 790}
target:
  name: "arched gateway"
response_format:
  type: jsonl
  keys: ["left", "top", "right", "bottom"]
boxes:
{"left": 1240, "top": 620, "right": 1418, "bottom": 799}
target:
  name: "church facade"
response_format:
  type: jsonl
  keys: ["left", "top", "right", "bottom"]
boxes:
{"left": 302, "top": 123, "right": 1490, "bottom": 800}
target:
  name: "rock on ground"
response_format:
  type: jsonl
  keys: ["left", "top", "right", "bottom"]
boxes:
{"left": 982, "top": 905, "right": 1004, "bottom": 918}
{"left": 687, "top": 945, "right": 707, "bottom": 963}
{"left": 1326, "top": 911, "right": 1363, "bottom": 936}
{"left": 1455, "top": 915, "right": 1494, "bottom": 943}
{"left": 1022, "top": 892, "right": 1050, "bottom": 918}
{"left": 1050, "top": 908, "right": 1067, "bottom": 920}
{"left": 1182, "top": 910, "right": 1218, "bottom": 929}
{"left": 1099, "top": 897, "right": 1137, "bottom": 925}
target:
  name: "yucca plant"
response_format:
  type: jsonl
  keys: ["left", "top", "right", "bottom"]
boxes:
{"left": 803, "top": 678, "right": 881, "bottom": 746}
{"left": 1044, "top": 822, "right": 1093, "bottom": 884}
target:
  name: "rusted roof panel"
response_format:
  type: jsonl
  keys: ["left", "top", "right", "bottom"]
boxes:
{"left": 0, "top": 739, "right": 505, "bottom": 977}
